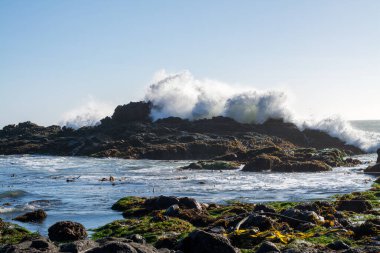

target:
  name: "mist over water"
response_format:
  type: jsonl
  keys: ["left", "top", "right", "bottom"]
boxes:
{"left": 61, "top": 70, "right": 380, "bottom": 152}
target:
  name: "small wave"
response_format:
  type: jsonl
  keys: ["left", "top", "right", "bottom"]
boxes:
{"left": 0, "top": 204, "right": 35, "bottom": 214}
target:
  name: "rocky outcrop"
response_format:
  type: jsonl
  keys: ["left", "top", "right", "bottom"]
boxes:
{"left": 13, "top": 209, "right": 47, "bottom": 223}
{"left": 0, "top": 101, "right": 363, "bottom": 160}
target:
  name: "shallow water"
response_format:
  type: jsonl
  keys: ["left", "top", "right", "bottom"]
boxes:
{"left": 0, "top": 154, "right": 376, "bottom": 235}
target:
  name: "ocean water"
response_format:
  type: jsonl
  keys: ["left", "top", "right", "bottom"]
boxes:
{"left": 0, "top": 120, "right": 378, "bottom": 235}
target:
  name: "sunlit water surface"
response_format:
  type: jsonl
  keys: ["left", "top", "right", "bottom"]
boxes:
{"left": 0, "top": 154, "right": 376, "bottom": 235}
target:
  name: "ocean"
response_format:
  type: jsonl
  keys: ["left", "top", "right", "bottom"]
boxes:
{"left": 0, "top": 120, "right": 378, "bottom": 235}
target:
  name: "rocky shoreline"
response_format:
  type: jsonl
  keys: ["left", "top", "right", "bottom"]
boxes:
{"left": 0, "top": 101, "right": 363, "bottom": 162}
{"left": 0, "top": 175, "right": 379, "bottom": 253}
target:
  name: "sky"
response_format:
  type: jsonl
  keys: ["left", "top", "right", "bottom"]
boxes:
{"left": 1, "top": 0, "right": 380, "bottom": 127}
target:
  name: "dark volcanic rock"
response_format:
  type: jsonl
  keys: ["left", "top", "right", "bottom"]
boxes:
{"left": 112, "top": 101, "right": 152, "bottom": 123}
{"left": 255, "top": 241, "right": 280, "bottom": 253}
{"left": 13, "top": 209, "right": 47, "bottom": 223}
{"left": 0, "top": 237, "right": 58, "bottom": 253}
{"left": 48, "top": 221, "right": 87, "bottom": 242}
{"left": 144, "top": 196, "right": 179, "bottom": 210}
{"left": 179, "top": 230, "right": 240, "bottom": 253}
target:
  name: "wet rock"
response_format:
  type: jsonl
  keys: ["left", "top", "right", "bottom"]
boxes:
{"left": 182, "top": 161, "right": 240, "bottom": 171}
{"left": 145, "top": 196, "right": 180, "bottom": 210}
{"left": 255, "top": 241, "right": 280, "bottom": 253}
{"left": 327, "top": 240, "right": 351, "bottom": 250}
{"left": 48, "top": 221, "right": 87, "bottom": 242}
{"left": 375, "top": 177, "right": 380, "bottom": 184}
{"left": 377, "top": 149, "right": 380, "bottom": 163}
{"left": 13, "top": 209, "right": 47, "bottom": 223}
{"left": 60, "top": 240, "right": 98, "bottom": 253}
{"left": 336, "top": 197, "right": 373, "bottom": 213}
{"left": 272, "top": 161, "right": 331, "bottom": 172}
{"left": 87, "top": 240, "right": 160, "bottom": 253}
{"left": 242, "top": 154, "right": 281, "bottom": 172}
{"left": 364, "top": 163, "right": 380, "bottom": 174}
{"left": 154, "top": 237, "right": 178, "bottom": 249}
{"left": 179, "top": 230, "right": 240, "bottom": 253}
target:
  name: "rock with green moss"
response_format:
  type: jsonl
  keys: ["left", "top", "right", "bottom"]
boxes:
{"left": 0, "top": 219, "right": 34, "bottom": 244}
{"left": 181, "top": 161, "right": 241, "bottom": 170}
{"left": 92, "top": 217, "right": 194, "bottom": 244}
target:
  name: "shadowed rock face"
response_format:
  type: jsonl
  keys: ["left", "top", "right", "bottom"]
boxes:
{"left": 0, "top": 101, "right": 363, "bottom": 160}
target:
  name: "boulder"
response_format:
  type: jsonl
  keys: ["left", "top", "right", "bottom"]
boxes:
{"left": 272, "top": 161, "right": 331, "bottom": 172}
{"left": 48, "top": 221, "right": 87, "bottom": 242}
{"left": 242, "top": 154, "right": 281, "bottom": 172}
{"left": 0, "top": 238, "right": 58, "bottom": 253}
{"left": 13, "top": 209, "right": 47, "bottom": 223}
{"left": 364, "top": 163, "right": 380, "bottom": 174}
{"left": 240, "top": 214, "right": 274, "bottom": 231}
{"left": 178, "top": 197, "right": 202, "bottom": 210}
{"left": 179, "top": 230, "right": 240, "bottom": 253}
{"left": 144, "top": 196, "right": 179, "bottom": 210}
{"left": 336, "top": 197, "right": 372, "bottom": 213}
{"left": 280, "top": 208, "right": 324, "bottom": 227}
{"left": 377, "top": 148, "right": 380, "bottom": 163}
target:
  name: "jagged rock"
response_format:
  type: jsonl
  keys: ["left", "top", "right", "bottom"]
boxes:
{"left": 280, "top": 209, "right": 324, "bottom": 227}
{"left": 240, "top": 214, "right": 274, "bottom": 231}
{"left": 48, "top": 221, "right": 87, "bottom": 242}
{"left": 179, "top": 230, "right": 240, "bottom": 253}
{"left": 13, "top": 209, "right": 47, "bottom": 223}
{"left": 112, "top": 101, "right": 152, "bottom": 123}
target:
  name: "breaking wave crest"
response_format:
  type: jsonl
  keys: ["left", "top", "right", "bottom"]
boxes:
{"left": 61, "top": 70, "right": 380, "bottom": 152}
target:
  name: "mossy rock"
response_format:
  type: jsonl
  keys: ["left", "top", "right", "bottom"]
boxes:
{"left": 0, "top": 220, "right": 34, "bottom": 244}
{"left": 92, "top": 217, "right": 194, "bottom": 243}
{"left": 111, "top": 196, "right": 146, "bottom": 211}
{"left": 182, "top": 161, "right": 240, "bottom": 170}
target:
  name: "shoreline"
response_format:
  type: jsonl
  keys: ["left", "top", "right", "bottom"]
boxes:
{"left": 0, "top": 177, "right": 379, "bottom": 252}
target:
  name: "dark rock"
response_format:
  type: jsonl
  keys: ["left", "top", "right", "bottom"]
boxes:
{"left": 145, "top": 196, "right": 180, "bottom": 210}
{"left": 48, "top": 221, "right": 87, "bottom": 242}
{"left": 272, "top": 161, "right": 331, "bottom": 172}
{"left": 13, "top": 209, "right": 47, "bottom": 223}
{"left": 240, "top": 214, "right": 274, "bottom": 231}
{"left": 86, "top": 241, "right": 138, "bottom": 253}
{"left": 155, "top": 237, "right": 178, "bottom": 249}
{"left": 353, "top": 219, "right": 380, "bottom": 238}
{"left": 242, "top": 155, "right": 281, "bottom": 172}
{"left": 60, "top": 240, "right": 99, "bottom": 253}
{"left": 255, "top": 241, "right": 280, "bottom": 253}
{"left": 327, "top": 240, "right": 351, "bottom": 250}
{"left": 0, "top": 238, "right": 58, "bottom": 253}
{"left": 375, "top": 177, "right": 380, "bottom": 184}
{"left": 364, "top": 163, "right": 380, "bottom": 174}
{"left": 253, "top": 204, "right": 276, "bottom": 214}
{"left": 179, "top": 230, "right": 240, "bottom": 253}
{"left": 112, "top": 101, "right": 152, "bottom": 123}
{"left": 178, "top": 197, "right": 202, "bottom": 210}
{"left": 336, "top": 197, "right": 373, "bottom": 213}
{"left": 377, "top": 148, "right": 380, "bottom": 163}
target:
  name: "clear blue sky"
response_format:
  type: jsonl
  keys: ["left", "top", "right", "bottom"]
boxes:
{"left": 1, "top": 0, "right": 379, "bottom": 127}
